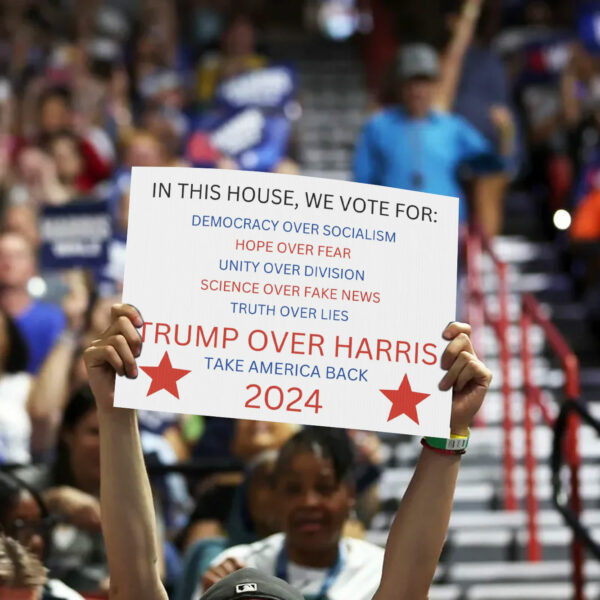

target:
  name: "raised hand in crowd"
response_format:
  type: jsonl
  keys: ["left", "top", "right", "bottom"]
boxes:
{"left": 27, "top": 271, "right": 91, "bottom": 455}
{"left": 43, "top": 485, "right": 101, "bottom": 533}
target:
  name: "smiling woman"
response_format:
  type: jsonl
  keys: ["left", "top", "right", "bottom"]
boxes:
{"left": 198, "top": 429, "right": 384, "bottom": 600}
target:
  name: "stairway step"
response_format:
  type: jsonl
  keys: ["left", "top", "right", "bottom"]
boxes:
{"left": 371, "top": 507, "right": 575, "bottom": 534}
{"left": 465, "top": 582, "right": 600, "bottom": 599}
{"left": 449, "top": 559, "right": 600, "bottom": 583}
{"left": 429, "top": 585, "right": 462, "bottom": 600}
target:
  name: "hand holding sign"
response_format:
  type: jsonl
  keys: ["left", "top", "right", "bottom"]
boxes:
{"left": 84, "top": 303, "right": 490, "bottom": 436}
{"left": 438, "top": 322, "right": 491, "bottom": 436}
{"left": 84, "top": 303, "right": 143, "bottom": 411}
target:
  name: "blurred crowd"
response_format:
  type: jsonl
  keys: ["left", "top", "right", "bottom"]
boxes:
{"left": 0, "top": 0, "right": 599, "bottom": 598}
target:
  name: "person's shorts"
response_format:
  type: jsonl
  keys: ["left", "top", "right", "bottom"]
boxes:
{"left": 459, "top": 153, "right": 506, "bottom": 178}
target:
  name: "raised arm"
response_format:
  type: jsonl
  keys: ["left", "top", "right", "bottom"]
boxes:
{"left": 28, "top": 271, "right": 90, "bottom": 456}
{"left": 435, "top": 0, "right": 483, "bottom": 112}
{"left": 83, "top": 304, "right": 167, "bottom": 600}
{"left": 374, "top": 322, "right": 491, "bottom": 600}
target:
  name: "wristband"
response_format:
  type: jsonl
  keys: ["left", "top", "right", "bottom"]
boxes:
{"left": 423, "top": 430, "right": 469, "bottom": 452}
{"left": 421, "top": 437, "right": 465, "bottom": 455}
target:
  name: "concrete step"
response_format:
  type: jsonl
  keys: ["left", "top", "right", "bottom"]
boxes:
{"left": 465, "top": 581, "right": 600, "bottom": 599}
{"left": 476, "top": 389, "right": 559, "bottom": 426}
{"left": 482, "top": 270, "right": 573, "bottom": 300}
{"left": 475, "top": 323, "right": 546, "bottom": 358}
{"left": 448, "top": 529, "right": 513, "bottom": 562}
{"left": 370, "top": 508, "right": 600, "bottom": 546}
{"left": 429, "top": 585, "right": 462, "bottom": 600}
{"left": 377, "top": 481, "right": 496, "bottom": 511}
{"left": 491, "top": 237, "right": 556, "bottom": 264}
{"left": 448, "top": 559, "right": 600, "bottom": 584}
{"left": 451, "top": 527, "right": 597, "bottom": 562}
{"left": 378, "top": 462, "right": 600, "bottom": 496}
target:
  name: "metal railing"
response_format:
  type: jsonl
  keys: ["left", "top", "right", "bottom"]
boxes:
{"left": 465, "top": 226, "right": 516, "bottom": 510}
{"left": 465, "top": 225, "right": 585, "bottom": 599}
{"left": 520, "top": 293, "right": 583, "bottom": 600}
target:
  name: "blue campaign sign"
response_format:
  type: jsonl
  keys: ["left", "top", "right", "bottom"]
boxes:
{"left": 215, "top": 65, "right": 297, "bottom": 111}
{"left": 187, "top": 108, "right": 291, "bottom": 172}
{"left": 521, "top": 35, "right": 572, "bottom": 83}
{"left": 40, "top": 200, "right": 112, "bottom": 270}
{"left": 578, "top": 2, "right": 600, "bottom": 53}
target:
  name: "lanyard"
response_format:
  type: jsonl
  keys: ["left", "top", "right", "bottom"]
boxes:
{"left": 275, "top": 541, "right": 346, "bottom": 600}
{"left": 407, "top": 119, "right": 424, "bottom": 190}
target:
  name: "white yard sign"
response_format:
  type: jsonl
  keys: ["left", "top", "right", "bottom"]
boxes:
{"left": 114, "top": 167, "right": 459, "bottom": 437}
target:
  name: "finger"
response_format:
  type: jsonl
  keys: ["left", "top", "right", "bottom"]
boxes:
{"left": 105, "top": 334, "right": 138, "bottom": 378}
{"left": 82, "top": 513, "right": 101, "bottom": 530}
{"left": 229, "top": 557, "right": 245, "bottom": 570}
{"left": 439, "top": 350, "right": 471, "bottom": 390}
{"left": 202, "top": 570, "right": 219, "bottom": 590}
{"left": 83, "top": 345, "right": 125, "bottom": 377}
{"left": 110, "top": 303, "right": 143, "bottom": 328}
{"left": 211, "top": 565, "right": 230, "bottom": 580}
{"left": 83, "top": 503, "right": 101, "bottom": 521}
{"left": 222, "top": 558, "right": 243, "bottom": 573}
{"left": 440, "top": 332, "right": 474, "bottom": 370}
{"left": 77, "top": 509, "right": 100, "bottom": 530}
{"left": 106, "top": 316, "right": 143, "bottom": 357}
{"left": 443, "top": 321, "right": 471, "bottom": 341}
{"left": 455, "top": 358, "right": 492, "bottom": 392}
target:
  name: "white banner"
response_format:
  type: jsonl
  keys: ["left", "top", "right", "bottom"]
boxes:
{"left": 114, "top": 167, "right": 459, "bottom": 437}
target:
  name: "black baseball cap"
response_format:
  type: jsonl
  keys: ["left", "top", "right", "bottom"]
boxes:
{"left": 201, "top": 568, "right": 304, "bottom": 600}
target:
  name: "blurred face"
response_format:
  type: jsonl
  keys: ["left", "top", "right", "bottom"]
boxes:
{"left": 50, "top": 137, "right": 84, "bottom": 183}
{"left": 0, "top": 233, "right": 36, "bottom": 289}
{"left": 63, "top": 409, "right": 101, "bottom": 491}
{"left": 4, "top": 490, "right": 45, "bottom": 560}
{"left": 2, "top": 205, "right": 40, "bottom": 249}
{"left": 399, "top": 77, "right": 436, "bottom": 118}
{"left": 233, "top": 420, "right": 298, "bottom": 461}
{"left": 17, "top": 147, "right": 51, "bottom": 185}
{"left": 525, "top": 0, "right": 552, "bottom": 26}
{"left": 275, "top": 452, "right": 354, "bottom": 555}
{"left": 143, "top": 110, "right": 181, "bottom": 157}
{"left": 223, "top": 18, "right": 255, "bottom": 56}
{"left": 41, "top": 96, "right": 71, "bottom": 134}
{"left": 125, "top": 136, "right": 164, "bottom": 167}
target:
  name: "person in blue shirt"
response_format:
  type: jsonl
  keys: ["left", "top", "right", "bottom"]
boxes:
{"left": 0, "top": 231, "right": 65, "bottom": 373}
{"left": 354, "top": 43, "right": 503, "bottom": 224}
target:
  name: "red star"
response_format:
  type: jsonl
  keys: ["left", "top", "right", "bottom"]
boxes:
{"left": 380, "top": 374, "right": 430, "bottom": 424}
{"left": 140, "top": 351, "right": 191, "bottom": 399}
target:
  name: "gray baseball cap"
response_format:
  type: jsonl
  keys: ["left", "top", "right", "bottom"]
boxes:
{"left": 201, "top": 568, "right": 304, "bottom": 600}
{"left": 395, "top": 43, "right": 439, "bottom": 80}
